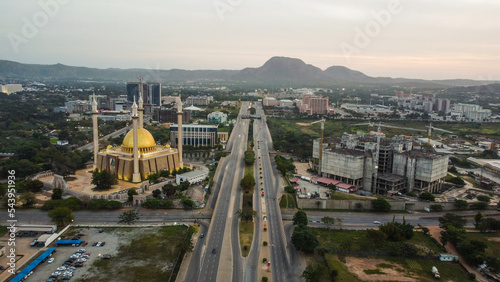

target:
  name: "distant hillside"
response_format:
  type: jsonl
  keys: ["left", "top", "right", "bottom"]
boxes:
{"left": 0, "top": 60, "right": 237, "bottom": 82}
{"left": 0, "top": 58, "right": 497, "bottom": 88}
{"left": 235, "top": 56, "right": 325, "bottom": 82}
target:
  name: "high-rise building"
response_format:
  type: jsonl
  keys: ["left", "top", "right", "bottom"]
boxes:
{"left": 127, "top": 82, "right": 148, "bottom": 104}
{"left": 148, "top": 83, "right": 161, "bottom": 106}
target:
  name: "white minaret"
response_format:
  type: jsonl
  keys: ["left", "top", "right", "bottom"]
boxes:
{"left": 92, "top": 94, "right": 99, "bottom": 171}
{"left": 177, "top": 97, "right": 183, "bottom": 168}
{"left": 138, "top": 85, "right": 144, "bottom": 129}
{"left": 131, "top": 99, "right": 141, "bottom": 182}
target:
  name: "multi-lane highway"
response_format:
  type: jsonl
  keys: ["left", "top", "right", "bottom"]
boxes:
{"left": 186, "top": 102, "right": 250, "bottom": 282}
{"left": 254, "top": 102, "right": 301, "bottom": 282}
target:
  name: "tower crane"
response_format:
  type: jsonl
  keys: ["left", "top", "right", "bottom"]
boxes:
{"left": 426, "top": 123, "right": 452, "bottom": 146}
{"left": 311, "top": 118, "right": 326, "bottom": 175}
{"left": 352, "top": 122, "right": 426, "bottom": 192}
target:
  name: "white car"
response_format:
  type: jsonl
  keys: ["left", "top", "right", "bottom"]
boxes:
{"left": 57, "top": 266, "right": 67, "bottom": 271}
{"left": 373, "top": 221, "right": 381, "bottom": 224}
{"left": 48, "top": 258, "right": 55, "bottom": 264}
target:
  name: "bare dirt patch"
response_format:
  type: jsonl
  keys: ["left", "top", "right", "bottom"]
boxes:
{"left": 296, "top": 123, "right": 311, "bottom": 126}
{"left": 345, "top": 257, "right": 417, "bottom": 282}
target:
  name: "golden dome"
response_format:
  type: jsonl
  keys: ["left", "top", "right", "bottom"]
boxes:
{"left": 122, "top": 128, "right": 156, "bottom": 153}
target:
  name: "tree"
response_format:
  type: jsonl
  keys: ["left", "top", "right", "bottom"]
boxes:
{"left": 474, "top": 212, "right": 483, "bottom": 228}
{"left": 20, "top": 192, "right": 36, "bottom": 207}
{"left": 180, "top": 180, "right": 190, "bottom": 191}
{"left": 321, "top": 216, "right": 335, "bottom": 229}
{"left": 127, "top": 188, "right": 138, "bottom": 202}
{"left": 439, "top": 213, "right": 466, "bottom": 229}
{"left": 48, "top": 207, "right": 74, "bottom": 226}
{"left": 118, "top": 210, "right": 140, "bottom": 224}
{"left": 152, "top": 189, "right": 162, "bottom": 198}
{"left": 291, "top": 225, "right": 318, "bottom": 253}
{"left": 448, "top": 176, "right": 465, "bottom": 186}
{"left": 419, "top": 192, "right": 435, "bottom": 201}
{"left": 52, "top": 188, "right": 63, "bottom": 200}
{"left": 240, "top": 174, "right": 256, "bottom": 193}
{"left": 327, "top": 183, "right": 336, "bottom": 194}
{"left": 181, "top": 198, "right": 195, "bottom": 210}
{"left": 301, "top": 262, "right": 329, "bottom": 282}
{"left": 366, "top": 229, "right": 386, "bottom": 245}
{"left": 92, "top": 169, "right": 118, "bottom": 190}
{"left": 284, "top": 185, "right": 295, "bottom": 194}
{"left": 244, "top": 150, "right": 255, "bottom": 166}
{"left": 21, "top": 179, "right": 44, "bottom": 193}
{"left": 371, "top": 197, "right": 392, "bottom": 212}
{"left": 162, "top": 183, "right": 177, "bottom": 198}
{"left": 430, "top": 204, "right": 443, "bottom": 211}
{"left": 454, "top": 199, "right": 469, "bottom": 210}
{"left": 476, "top": 195, "right": 491, "bottom": 203}
{"left": 292, "top": 210, "right": 308, "bottom": 226}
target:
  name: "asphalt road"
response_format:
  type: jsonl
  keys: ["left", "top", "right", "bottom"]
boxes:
{"left": 281, "top": 209, "right": 486, "bottom": 229}
{"left": 190, "top": 102, "right": 250, "bottom": 282}
{"left": 254, "top": 103, "right": 300, "bottom": 282}
{"left": 77, "top": 125, "right": 132, "bottom": 151}
{"left": 0, "top": 209, "right": 212, "bottom": 225}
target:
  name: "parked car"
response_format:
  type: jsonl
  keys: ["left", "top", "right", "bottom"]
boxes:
{"left": 48, "top": 258, "right": 55, "bottom": 264}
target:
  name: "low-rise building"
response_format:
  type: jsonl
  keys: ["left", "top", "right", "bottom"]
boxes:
{"left": 1, "top": 84, "right": 23, "bottom": 94}
{"left": 170, "top": 124, "right": 218, "bottom": 147}
{"left": 176, "top": 169, "right": 208, "bottom": 185}
{"left": 208, "top": 111, "right": 228, "bottom": 123}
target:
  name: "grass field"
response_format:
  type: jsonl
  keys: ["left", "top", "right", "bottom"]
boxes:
{"left": 312, "top": 229, "right": 444, "bottom": 255}
{"left": 50, "top": 138, "right": 58, "bottom": 144}
{"left": 239, "top": 221, "right": 254, "bottom": 257}
{"left": 279, "top": 194, "right": 297, "bottom": 209}
{"left": 83, "top": 226, "right": 190, "bottom": 282}
{"left": 384, "top": 256, "right": 470, "bottom": 281}
{"left": 466, "top": 232, "right": 500, "bottom": 257}
{"left": 324, "top": 254, "right": 363, "bottom": 281}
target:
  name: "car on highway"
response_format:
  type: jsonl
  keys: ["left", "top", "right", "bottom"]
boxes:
{"left": 212, "top": 248, "right": 216, "bottom": 254}
{"left": 200, "top": 233, "right": 204, "bottom": 238}
{"left": 373, "top": 221, "right": 381, "bottom": 224}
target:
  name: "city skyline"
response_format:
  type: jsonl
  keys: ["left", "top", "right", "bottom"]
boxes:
{"left": 1, "top": 0, "right": 499, "bottom": 80}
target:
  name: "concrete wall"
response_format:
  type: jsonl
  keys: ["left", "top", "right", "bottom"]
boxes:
{"left": 297, "top": 198, "right": 498, "bottom": 212}
{"left": 415, "top": 155, "right": 448, "bottom": 182}
{"left": 297, "top": 198, "right": 406, "bottom": 210}
{"left": 322, "top": 151, "right": 365, "bottom": 179}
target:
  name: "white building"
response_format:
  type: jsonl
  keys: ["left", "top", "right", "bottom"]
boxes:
{"left": 176, "top": 170, "right": 208, "bottom": 185}
{"left": 263, "top": 97, "right": 278, "bottom": 106}
{"left": 208, "top": 111, "right": 228, "bottom": 123}
{"left": 1, "top": 84, "right": 23, "bottom": 94}
{"left": 279, "top": 99, "right": 294, "bottom": 107}
{"left": 452, "top": 103, "right": 492, "bottom": 121}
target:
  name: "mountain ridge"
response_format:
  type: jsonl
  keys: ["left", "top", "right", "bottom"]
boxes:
{"left": 0, "top": 57, "right": 496, "bottom": 88}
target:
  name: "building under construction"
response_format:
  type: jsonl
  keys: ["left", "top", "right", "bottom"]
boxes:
{"left": 312, "top": 132, "right": 449, "bottom": 195}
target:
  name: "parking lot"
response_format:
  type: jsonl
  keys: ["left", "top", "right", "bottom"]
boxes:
{"left": 24, "top": 227, "right": 120, "bottom": 281}
{"left": 0, "top": 236, "right": 40, "bottom": 282}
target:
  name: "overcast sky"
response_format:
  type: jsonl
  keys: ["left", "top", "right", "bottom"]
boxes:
{"left": 1, "top": 0, "right": 499, "bottom": 80}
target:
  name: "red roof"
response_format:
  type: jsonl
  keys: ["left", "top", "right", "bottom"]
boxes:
{"left": 336, "top": 183, "right": 354, "bottom": 189}
{"left": 289, "top": 179, "right": 299, "bottom": 183}
{"left": 312, "top": 177, "right": 341, "bottom": 185}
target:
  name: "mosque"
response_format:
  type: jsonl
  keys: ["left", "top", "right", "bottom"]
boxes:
{"left": 92, "top": 89, "right": 183, "bottom": 182}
